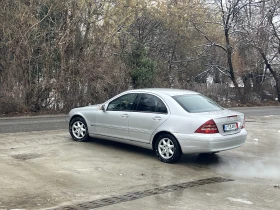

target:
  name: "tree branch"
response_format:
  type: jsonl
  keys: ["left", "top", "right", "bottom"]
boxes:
{"left": 23, "top": 4, "right": 53, "bottom": 38}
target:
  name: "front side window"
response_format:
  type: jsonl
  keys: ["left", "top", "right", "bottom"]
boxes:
{"left": 173, "top": 94, "right": 223, "bottom": 113}
{"left": 136, "top": 94, "right": 168, "bottom": 114}
{"left": 107, "top": 93, "right": 138, "bottom": 111}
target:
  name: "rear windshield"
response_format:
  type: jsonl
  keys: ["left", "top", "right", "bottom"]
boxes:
{"left": 173, "top": 94, "right": 223, "bottom": 113}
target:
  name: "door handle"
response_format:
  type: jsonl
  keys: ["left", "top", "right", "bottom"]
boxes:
{"left": 152, "top": 116, "right": 162, "bottom": 121}
{"left": 121, "top": 114, "right": 129, "bottom": 118}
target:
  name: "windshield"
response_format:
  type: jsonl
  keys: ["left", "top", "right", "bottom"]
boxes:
{"left": 173, "top": 94, "right": 223, "bottom": 113}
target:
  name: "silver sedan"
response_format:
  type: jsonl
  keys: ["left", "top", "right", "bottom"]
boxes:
{"left": 68, "top": 88, "right": 247, "bottom": 163}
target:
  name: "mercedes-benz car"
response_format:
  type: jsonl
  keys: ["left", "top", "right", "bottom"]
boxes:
{"left": 67, "top": 88, "right": 247, "bottom": 163}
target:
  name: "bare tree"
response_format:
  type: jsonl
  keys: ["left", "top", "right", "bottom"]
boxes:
{"left": 237, "top": 0, "right": 280, "bottom": 102}
{"left": 194, "top": 1, "right": 267, "bottom": 99}
{"left": 1, "top": 0, "right": 279, "bottom": 115}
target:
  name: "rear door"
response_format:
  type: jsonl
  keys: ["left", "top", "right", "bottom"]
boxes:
{"left": 128, "top": 93, "right": 170, "bottom": 143}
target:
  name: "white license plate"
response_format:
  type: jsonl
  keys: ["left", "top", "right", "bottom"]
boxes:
{"left": 223, "top": 123, "right": 238, "bottom": 132}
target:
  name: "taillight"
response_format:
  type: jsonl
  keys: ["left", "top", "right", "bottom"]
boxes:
{"left": 195, "top": 119, "right": 219, "bottom": 134}
{"left": 241, "top": 117, "right": 245, "bottom": 129}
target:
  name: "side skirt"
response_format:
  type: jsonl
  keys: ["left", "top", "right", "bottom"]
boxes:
{"left": 89, "top": 133, "right": 153, "bottom": 150}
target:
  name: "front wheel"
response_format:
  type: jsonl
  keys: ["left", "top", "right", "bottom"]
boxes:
{"left": 69, "top": 117, "right": 89, "bottom": 142}
{"left": 155, "top": 134, "right": 182, "bottom": 163}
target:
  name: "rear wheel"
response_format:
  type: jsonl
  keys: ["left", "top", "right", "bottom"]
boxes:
{"left": 69, "top": 117, "right": 89, "bottom": 142}
{"left": 155, "top": 134, "right": 182, "bottom": 163}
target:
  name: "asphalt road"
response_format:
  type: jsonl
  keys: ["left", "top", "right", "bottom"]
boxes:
{"left": 0, "top": 115, "right": 67, "bottom": 133}
{"left": 0, "top": 106, "right": 279, "bottom": 133}
{"left": 230, "top": 106, "right": 280, "bottom": 116}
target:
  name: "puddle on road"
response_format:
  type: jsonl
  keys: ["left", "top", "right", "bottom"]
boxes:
{"left": 11, "top": 153, "right": 44, "bottom": 161}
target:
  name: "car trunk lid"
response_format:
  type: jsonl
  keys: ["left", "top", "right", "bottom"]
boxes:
{"left": 194, "top": 109, "right": 244, "bottom": 135}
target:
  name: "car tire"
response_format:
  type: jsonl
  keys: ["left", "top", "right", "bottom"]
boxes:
{"left": 69, "top": 117, "right": 89, "bottom": 142}
{"left": 155, "top": 134, "right": 182, "bottom": 163}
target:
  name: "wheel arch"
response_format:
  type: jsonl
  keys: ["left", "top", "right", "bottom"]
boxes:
{"left": 69, "top": 114, "right": 86, "bottom": 125}
{"left": 152, "top": 131, "right": 181, "bottom": 151}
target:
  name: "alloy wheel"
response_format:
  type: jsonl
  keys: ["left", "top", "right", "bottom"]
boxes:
{"left": 72, "top": 121, "right": 86, "bottom": 139}
{"left": 158, "top": 138, "right": 175, "bottom": 159}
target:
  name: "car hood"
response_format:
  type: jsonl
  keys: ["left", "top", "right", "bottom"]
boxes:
{"left": 88, "top": 104, "right": 101, "bottom": 109}
{"left": 69, "top": 104, "right": 101, "bottom": 113}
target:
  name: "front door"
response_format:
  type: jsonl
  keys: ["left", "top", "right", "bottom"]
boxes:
{"left": 95, "top": 93, "right": 138, "bottom": 139}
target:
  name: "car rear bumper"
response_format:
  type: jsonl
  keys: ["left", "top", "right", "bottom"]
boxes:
{"left": 174, "top": 129, "right": 247, "bottom": 154}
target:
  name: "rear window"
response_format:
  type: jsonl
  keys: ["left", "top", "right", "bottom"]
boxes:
{"left": 173, "top": 94, "right": 223, "bottom": 113}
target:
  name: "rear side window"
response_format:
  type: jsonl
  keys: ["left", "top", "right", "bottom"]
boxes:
{"left": 173, "top": 94, "right": 223, "bottom": 113}
{"left": 136, "top": 94, "right": 168, "bottom": 114}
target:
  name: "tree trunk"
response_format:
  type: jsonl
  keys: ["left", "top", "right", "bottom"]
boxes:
{"left": 225, "top": 28, "right": 243, "bottom": 101}
{"left": 260, "top": 51, "right": 280, "bottom": 102}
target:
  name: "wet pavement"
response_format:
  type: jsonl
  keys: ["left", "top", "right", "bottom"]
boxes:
{"left": 0, "top": 115, "right": 279, "bottom": 209}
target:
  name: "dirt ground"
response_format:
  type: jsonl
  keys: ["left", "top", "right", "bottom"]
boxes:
{"left": 0, "top": 115, "right": 279, "bottom": 210}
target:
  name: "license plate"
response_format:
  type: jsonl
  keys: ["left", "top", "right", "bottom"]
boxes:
{"left": 223, "top": 123, "right": 238, "bottom": 132}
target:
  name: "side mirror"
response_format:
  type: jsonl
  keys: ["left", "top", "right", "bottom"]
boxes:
{"left": 101, "top": 104, "right": 106, "bottom": 112}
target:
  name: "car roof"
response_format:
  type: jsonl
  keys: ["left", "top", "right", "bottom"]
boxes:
{"left": 126, "top": 88, "right": 198, "bottom": 96}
